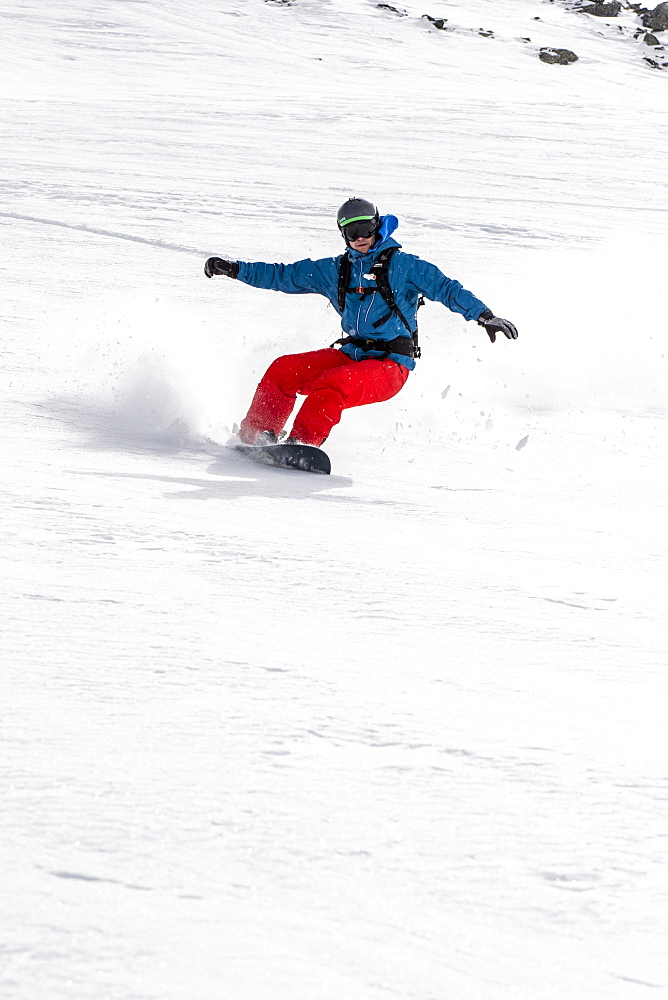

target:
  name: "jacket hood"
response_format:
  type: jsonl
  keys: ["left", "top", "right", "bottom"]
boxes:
{"left": 378, "top": 214, "right": 399, "bottom": 242}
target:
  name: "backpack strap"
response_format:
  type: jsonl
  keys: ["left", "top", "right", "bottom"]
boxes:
{"left": 368, "top": 247, "right": 414, "bottom": 334}
{"left": 337, "top": 253, "right": 352, "bottom": 313}
{"left": 371, "top": 247, "right": 422, "bottom": 358}
{"left": 332, "top": 334, "right": 417, "bottom": 358}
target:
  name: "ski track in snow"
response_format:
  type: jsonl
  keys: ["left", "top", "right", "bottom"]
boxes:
{"left": 1, "top": 1, "right": 668, "bottom": 999}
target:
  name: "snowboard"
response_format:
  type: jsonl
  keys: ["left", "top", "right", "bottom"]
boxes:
{"left": 234, "top": 442, "right": 331, "bottom": 475}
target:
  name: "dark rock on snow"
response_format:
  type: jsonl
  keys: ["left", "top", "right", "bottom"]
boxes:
{"left": 579, "top": 2, "right": 622, "bottom": 15}
{"left": 377, "top": 3, "right": 407, "bottom": 14}
{"left": 644, "top": 31, "right": 661, "bottom": 43}
{"left": 423, "top": 14, "right": 448, "bottom": 30}
{"left": 642, "top": 2, "right": 668, "bottom": 30}
{"left": 539, "top": 46, "right": 579, "bottom": 63}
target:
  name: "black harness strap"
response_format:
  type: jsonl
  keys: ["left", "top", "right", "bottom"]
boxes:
{"left": 333, "top": 334, "right": 417, "bottom": 358}
{"left": 369, "top": 247, "right": 413, "bottom": 334}
{"left": 337, "top": 254, "right": 352, "bottom": 313}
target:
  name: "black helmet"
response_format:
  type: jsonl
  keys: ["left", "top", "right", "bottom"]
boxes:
{"left": 337, "top": 197, "right": 380, "bottom": 245}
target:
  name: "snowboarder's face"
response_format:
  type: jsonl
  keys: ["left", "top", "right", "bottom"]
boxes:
{"left": 341, "top": 217, "right": 378, "bottom": 253}
{"left": 348, "top": 234, "right": 376, "bottom": 254}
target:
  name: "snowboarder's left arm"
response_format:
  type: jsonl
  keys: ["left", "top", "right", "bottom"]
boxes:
{"left": 409, "top": 258, "right": 518, "bottom": 341}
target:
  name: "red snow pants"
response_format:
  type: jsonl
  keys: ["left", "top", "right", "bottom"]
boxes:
{"left": 239, "top": 348, "right": 409, "bottom": 447}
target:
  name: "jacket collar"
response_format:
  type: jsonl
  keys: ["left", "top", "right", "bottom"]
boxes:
{"left": 347, "top": 234, "right": 402, "bottom": 261}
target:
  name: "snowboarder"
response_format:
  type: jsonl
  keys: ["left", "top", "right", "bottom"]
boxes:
{"left": 204, "top": 198, "right": 518, "bottom": 447}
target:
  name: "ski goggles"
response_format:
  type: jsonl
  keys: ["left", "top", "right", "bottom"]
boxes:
{"left": 341, "top": 218, "right": 378, "bottom": 241}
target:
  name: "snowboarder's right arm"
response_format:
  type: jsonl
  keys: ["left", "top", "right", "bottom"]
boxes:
{"left": 204, "top": 256, "right": 334, "bottom": 297}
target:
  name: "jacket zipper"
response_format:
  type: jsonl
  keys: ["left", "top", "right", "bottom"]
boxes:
{"left": 355, "top": 258, "right": 363, "bottom": 334}
{"left": 355, "top": 256, "right": 376, "bottom": 336}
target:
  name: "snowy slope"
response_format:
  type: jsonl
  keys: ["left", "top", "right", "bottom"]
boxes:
{"left": 2, "top": 2, "right": 668, "bottom": 999}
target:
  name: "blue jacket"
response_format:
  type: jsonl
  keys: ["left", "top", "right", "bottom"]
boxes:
{"left": 236, "top": 216, "right": 488, "bottom": 371}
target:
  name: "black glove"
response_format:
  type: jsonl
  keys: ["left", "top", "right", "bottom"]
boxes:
{"left": 478, "top": 309, "right": 518, "bottom": 343}
{"left": 204, "top": 257, "right": 239, "bottom": 279}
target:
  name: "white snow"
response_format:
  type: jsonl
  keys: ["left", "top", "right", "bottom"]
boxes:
{"left": 2, "top": 1, "right": 667, "bottom": 998}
